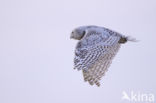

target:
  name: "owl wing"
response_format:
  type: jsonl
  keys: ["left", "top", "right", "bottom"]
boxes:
{"left": 74, "top": 32, "right": 121, "bottom": 86}
{"left": 82, "top": 43, "right": 120, "bottom": 86}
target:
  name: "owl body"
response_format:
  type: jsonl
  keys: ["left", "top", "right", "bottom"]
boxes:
{"left": 71, "top": 25, "right": 136, "bottom": 86}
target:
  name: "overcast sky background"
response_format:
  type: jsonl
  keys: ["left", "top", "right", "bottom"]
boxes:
{"left": 0, "top": 0, "right": 156, "bottom": 103}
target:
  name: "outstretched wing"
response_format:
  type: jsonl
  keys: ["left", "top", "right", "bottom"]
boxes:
{"left": 74, "top": 31, "right": 121, "bottom": 86}
{"left": 82, "top": 43, "right": 120, "bottom": 86}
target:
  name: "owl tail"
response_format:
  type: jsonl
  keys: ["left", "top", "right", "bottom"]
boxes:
{"left": 119, "top": 36, "right": 138, "bottom": 44}
{"left": 126, "top": 36, "right": 138, "bottom": 42}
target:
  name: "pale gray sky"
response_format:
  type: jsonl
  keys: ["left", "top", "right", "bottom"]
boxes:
{"left": 0, "top": 0, "right": 156, "bottom": 103}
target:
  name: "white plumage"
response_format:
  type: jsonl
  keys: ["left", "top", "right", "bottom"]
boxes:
{"left": 70, "top": 25, "right": 136, "bottom": 86}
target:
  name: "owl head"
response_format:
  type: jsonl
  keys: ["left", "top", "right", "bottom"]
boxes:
{"left": 70, "top": 26, "right": 87, "bottom": 40}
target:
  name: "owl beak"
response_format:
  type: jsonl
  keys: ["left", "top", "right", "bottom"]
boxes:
{"left": 70, "top": 34, "right": 74, "bottom": 39}
{"left": 70, "top": 35, "right": 73, "bottom": 39}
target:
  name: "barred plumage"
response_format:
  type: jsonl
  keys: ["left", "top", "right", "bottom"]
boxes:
{"left": 70, "top": 25, "right": 136, "bottom": 86}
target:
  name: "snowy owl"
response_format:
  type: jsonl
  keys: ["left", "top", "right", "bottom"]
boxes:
{"left": 70, "top": 25, "right": 136, "bottom": 86}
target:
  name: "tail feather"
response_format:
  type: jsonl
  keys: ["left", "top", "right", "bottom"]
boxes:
{"left": 126, "top": 36, "right": 138, "bottom": 42}
{"left": 119, "top": 36, "right": 138, "bottom": 44}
